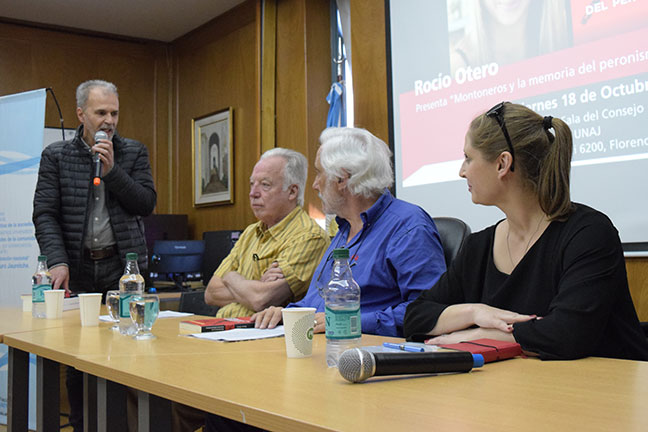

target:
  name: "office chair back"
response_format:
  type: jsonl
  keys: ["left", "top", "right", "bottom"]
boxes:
{"left": 432, "top": 217, "right": 471, "bottom": 268}
{"left": 179, "top": 290, "right": 219, "bottom": 316}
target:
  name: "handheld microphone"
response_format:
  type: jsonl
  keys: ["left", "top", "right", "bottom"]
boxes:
{"left": 338, "top": 348, "right": 484, "bottom": 383}
{"left": 93, "top": 131, "right": 108, "bottom": 186}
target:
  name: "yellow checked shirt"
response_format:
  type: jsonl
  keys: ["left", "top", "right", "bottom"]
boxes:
{"left": 215, "top": 206, "right": 329, "bottom": 318}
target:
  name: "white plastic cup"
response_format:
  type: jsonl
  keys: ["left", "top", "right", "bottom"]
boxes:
{"left": 78, "top": 293, "right": 103, "bottom": 327}
{"left": 282, "top": 307, "right": 316, "bottom": 358}
{"left": 21, "top": 294, "right": 32, "bottom": 312}
{"left": 44, "top": 289, "right": 65, "bottom": 319}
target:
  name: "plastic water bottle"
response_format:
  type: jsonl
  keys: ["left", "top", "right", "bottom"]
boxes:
{"left": 323, "top": 248, "right": 361, "bottom": 367}
{"left": 32, "top": 255, "right": 52, "bottom": 318}
{"left": 118, "top": 253, "right": 144, "bottom": 335}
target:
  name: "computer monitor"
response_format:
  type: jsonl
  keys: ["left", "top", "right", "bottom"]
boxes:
{"left": 150, "top": 240, "right": 204, "bottom": 290}
{"left": 143, "top": 214, "right": 189, "bottom": 260}
{"left": 202, "top": 230, "right": 242, "bottom": 285}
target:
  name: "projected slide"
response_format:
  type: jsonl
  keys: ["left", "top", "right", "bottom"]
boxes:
{"left": 389, "top": 0, "right": 648, "bottom": 243}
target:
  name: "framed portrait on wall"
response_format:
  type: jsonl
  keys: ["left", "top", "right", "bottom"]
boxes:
{"left": 191, "top": 107, "right": 234, "bottom": 207}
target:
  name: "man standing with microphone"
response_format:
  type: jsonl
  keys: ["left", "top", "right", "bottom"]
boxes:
{"left": 33, "top": 79, "right": 156, "bottom": 432}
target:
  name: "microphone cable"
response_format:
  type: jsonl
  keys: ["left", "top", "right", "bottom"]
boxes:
{"left": 46, "top": 87, "right": 66, "bottom": 140}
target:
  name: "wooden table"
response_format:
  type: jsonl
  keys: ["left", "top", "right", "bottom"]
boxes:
{"left": 73, "top": 336, "right": 648, "bottom": 432}
{"left": 0, "top": 307, "right": 81, "bottom": 343}
{"left": 4, "top": 310, "right": 648, "bottom": 431}
{"left": 1, "top": 307, "right": 85, "bottom": 431}
{"left": 2, "top": 309, "right": 199, "bottom": 431}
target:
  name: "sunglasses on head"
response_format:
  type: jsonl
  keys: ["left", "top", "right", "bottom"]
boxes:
{"left": 485, "top": 102, "right": 515, "bottom": 172}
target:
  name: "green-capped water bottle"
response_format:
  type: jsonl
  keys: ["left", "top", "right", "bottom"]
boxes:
{"left": 118, "top": 253, "right": 144, "bottom": 335}
{"left": 32, "top": 255, "right": 52, "bottom": 318}
{"left": 323, "top": 248, "right": 361, "bottom": 367}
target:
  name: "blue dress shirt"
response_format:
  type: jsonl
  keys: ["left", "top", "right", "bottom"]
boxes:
{"left": 289, "top": 190, "right": 446, "bottom": 336}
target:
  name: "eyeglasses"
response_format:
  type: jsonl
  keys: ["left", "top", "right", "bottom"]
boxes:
{"left": 485, "top": 102, "right": 515, "bottom": 172}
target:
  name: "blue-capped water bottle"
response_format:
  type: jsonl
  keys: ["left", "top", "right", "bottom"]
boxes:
{"left": 323, "top": 248, "right": 361, "bottom": 367}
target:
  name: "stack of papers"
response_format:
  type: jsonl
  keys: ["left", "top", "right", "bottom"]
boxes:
{"left": 188, "top": 326, "right": 285, "bottom": 342}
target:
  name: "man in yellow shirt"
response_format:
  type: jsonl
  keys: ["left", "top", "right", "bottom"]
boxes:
{"left": 204, "top": 147, "right": 329, "bottom": 318}
{"left": 173, "top": 148, "right": 328, "bottom": 432}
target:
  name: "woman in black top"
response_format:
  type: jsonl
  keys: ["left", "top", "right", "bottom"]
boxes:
{"left": 404, "top": 102, "right": 648, "bottom": 361}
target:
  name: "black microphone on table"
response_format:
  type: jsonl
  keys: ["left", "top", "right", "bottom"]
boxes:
{"left": 93, "top": 131, "right": 108, "bottom": 186}
{"left": 338, "top": 348, "right": 484, "bottom": 383}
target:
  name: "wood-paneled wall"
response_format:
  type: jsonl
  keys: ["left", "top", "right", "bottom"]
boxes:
{"left": 171, "top": 1, "right": 260, "bottom": 238}
{"left": 1, "top": 0, "right": 331, "bottom": 239}
{"left": 275, "top": 0, "right": 330, "bottom": 215}
{"left": 627, "top": 258, "right": 648, "bottom": 321}
{"left": 0, "top": 21, "right": 170, "bottom": 210}
{"left": 350, "top": 0, "right": 389, "bottom": 143}
{"left": 169, "top": 0, "right": 330, "bottom": 238}
{"left": 3, "top": 1, "right": 646, "bottom": 319}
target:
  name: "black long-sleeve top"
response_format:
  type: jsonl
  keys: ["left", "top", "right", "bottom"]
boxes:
{"left": 404, "top": 204, "right": 648, "bottom": 361}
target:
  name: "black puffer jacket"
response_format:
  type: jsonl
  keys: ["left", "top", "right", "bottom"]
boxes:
{"left": 32, "top": 126, "right": 156, "bottom": 277}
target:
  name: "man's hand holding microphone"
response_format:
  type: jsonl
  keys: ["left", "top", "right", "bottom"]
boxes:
{"left": 92, "top": 130, "right": 114, "bottom": 186}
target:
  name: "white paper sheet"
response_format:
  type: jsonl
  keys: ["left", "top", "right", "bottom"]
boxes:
{"left": 188, "top": 326, "right": 285, "bottom": 342}
{"left": 157, "top": 311, "right": 194, "bottom": 318}
{"left": 99, "top": 310, "right": 193, "bottom": 322}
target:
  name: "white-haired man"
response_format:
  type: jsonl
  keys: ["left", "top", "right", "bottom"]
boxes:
{"left": 252, "top": 127, "right": 447, "bottom": 337}
{"left": 204, "top": 147, "right": 329, "bottom": 318}
{"left": 174, "top": 148, "right": 329, "bottom": 432}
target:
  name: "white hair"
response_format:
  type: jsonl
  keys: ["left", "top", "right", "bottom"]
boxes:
{"left": 76, "top": 80, "right": 118, "bottom": 108}
{"left": 318, "top": 127, "right": 393, "bottom": 198}
{"left": 260, "top": 148, "right": 308, "bottom": 206}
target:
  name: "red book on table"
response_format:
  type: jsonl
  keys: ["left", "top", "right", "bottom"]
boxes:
{"left": 438, "top": 339, "right": 522, "bottom": 363}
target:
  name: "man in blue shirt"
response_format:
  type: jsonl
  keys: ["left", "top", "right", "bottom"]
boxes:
{"left": 205, "top": 127, "right": 448, "bottom": 432}
{"left": 252, "top": 127, "right": 446, "bottom": 337}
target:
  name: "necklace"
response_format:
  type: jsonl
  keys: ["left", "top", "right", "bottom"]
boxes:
{"left": 506, "top": 214, "right": 545, "bottom": 267}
